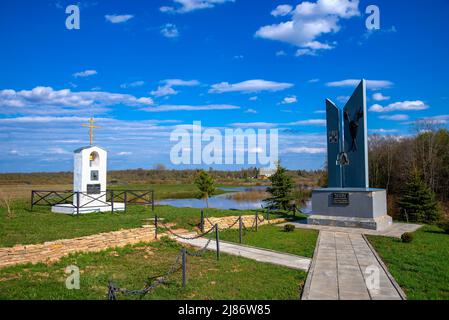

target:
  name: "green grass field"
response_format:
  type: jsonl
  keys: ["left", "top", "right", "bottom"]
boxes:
{"left": 0, "top": 183, "right": 267, "bottom": 247}
{"left": 367, "top": 225, "right": 449, "bottom": 300}
{"left": 111, "top": 183, "right": 231, "bottom": 200}
{"left": 0, "top": 238, "right": 306, "bottom": 300}
{"left": 0, "top": 200, "right": 268, "bottom": 247}
{"left": 215, "top": 224, "right": 318, "bottom": 258}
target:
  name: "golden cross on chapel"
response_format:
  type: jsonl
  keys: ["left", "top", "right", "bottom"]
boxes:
{"left": 81, "top": 118, "right": 101, "bottom": 146}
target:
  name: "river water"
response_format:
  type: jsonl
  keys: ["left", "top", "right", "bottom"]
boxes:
{"left": 157, "top": 186, "right": 312, "bottom": 213}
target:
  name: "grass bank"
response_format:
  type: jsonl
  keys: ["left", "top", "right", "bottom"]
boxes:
{"left": 0, "top": 201, "right": 292, "bottom": 247}
{"left": 0, "top": 199, "right": 273, "bottom": 247}
{"left": 0, "top": 238, "right": 306, "bottom": 300}
{"left": 367, "top": 225, "right": 449, "bottom": 300}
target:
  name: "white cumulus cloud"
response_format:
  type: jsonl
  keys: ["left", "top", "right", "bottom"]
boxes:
{"left": 379, "top": 114, "right": 409, "bottom": 121}
{"left": 150, "top": 79, "right": 200, "bottom": 97}
{"left": 256, "top": 0, "right": 360, "bottom": 55}
{"left": 105, "top": 14, "right": 134, "bottom": 24}
{"left": 73, "top": 70, "right": 97, "bottom": 78}
{"left": 141, "top": 104, "right": 240, "bottom": 112}
{"left": 117, "top": 151, "right": 132, "bottom": 156}
{"left": 326, "top": 79, "right": 393, "bottom": 89}
{"left": 281, "top": 95, "right": 298, "bottom": 104}
{"left": 0, "top": 87, "right": 154, "bottom": 115}
{"left": 160, "top": 0, "right": 235, "bottom": 14}
{"left": 286, "top": 147, "right": 326, "bottom": 154}
{"left": 161, "top": 23, "right": 180, "bottom": 38}
{"left": 271, "top": 4, "right": 293, "bottom": 17}
{"left": 210, "top": 79, "right": 293, "bottom": 93}
{"left": 245, "top": 109, "right": 258, "bottom": 114}
{"left": 372, "top": 92, "right": 390, "bottom": 101}
{"left": 289, "top": 119, "right": 326, "bottom": 126}
{"left": 369, "top": 100, "right": 429, "bottom": 113}
{"left": 120, "top": 81, "right": 145, "bottom": 89}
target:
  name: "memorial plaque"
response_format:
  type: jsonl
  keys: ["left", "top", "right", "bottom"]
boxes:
{"left": 332, "top": 192, "right": 349, "bottom": 205}
{"left": 87, "top": 184, "right": 101, "bottom": 194}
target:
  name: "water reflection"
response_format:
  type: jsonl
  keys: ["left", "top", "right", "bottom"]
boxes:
{"left": 157, "top": 186, "right": 312, "bottom": 213}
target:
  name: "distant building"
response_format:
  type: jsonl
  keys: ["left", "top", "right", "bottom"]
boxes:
{"left": 259, "top": 167, "right": 276, "bottom": 179}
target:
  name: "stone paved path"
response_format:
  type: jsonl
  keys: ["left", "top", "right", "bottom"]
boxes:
{"left": 173, "top": 235, "right": 311, "bottom": 271}
{"left": 301, "top": 231, "right": 406, "bottom": 300}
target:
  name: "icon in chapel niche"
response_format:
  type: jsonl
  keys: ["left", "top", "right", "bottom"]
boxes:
{"left": 91, "top": 170, "right": 99, "bottom": 181}
{"left": 89, "top": 151, "right": 100, "bottom": 167}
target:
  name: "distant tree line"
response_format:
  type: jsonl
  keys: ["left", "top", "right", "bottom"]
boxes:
{"left": 0, "top": 166, "right": 323, "bottom": 187}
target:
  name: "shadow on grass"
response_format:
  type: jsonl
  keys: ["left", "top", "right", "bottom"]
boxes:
{"left": 423, "top": 229, "right": 448, "bottom": 235}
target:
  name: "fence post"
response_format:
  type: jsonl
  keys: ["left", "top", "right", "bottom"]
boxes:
{"left": 200, "top": 209, "right": 205, "bottom": 233}
{"left": 124, "top": 192, "right": 128, "bottom": 213}
{"left": 255, "top": 212, "right": 258, "bottom": 231}
{"left": 76, "top": 192, "right": 80, "bottom": 216}
{"left": 151, "top": 190, "right": 155, "bottom": 213}
{"left": 215, "top": 224, "right": 220, "bottom": 261}
{"left": 155, "top": 214, "right": 158, "bottom": 240}
{"left": 239, "top": 216, "right": 243, "bottom": 244}
{"left": 30, "top": 191, "right": 34, "bottom": 211}
{"left": 182, "top": 248, "right": 187, "bottom": 288}
{"left": 110, "top": 190, "right": 114, "bottom": 213}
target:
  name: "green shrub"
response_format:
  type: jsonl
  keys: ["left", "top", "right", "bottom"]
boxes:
{"left": 401, "top": 232, "right": 414, "bottom": 243}
{"left": 284, "top": 224, "right": 295, "bottom": 232}
{"left": 437, "top": 220, "right": 449, "bottom": 234}
{"left": 398, "top": 170, "right": 441, "bottom": 224}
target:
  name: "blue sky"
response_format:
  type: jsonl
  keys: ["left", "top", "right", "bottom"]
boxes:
{"left": 0, "top": 0, "right": 448, "bottom": 172}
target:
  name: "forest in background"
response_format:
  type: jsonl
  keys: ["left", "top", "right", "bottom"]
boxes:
{"left": 368, "top": 124, "right": 449, "bottom": 219}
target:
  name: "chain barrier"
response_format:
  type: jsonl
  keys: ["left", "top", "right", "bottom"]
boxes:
{"left": 185, "top": 237, "right": 213, "bottom": 257}
{"left": 108, "top": 210, "right": 271, "bottom": 300}
{"left": 158, "top": 220, "right": 216, "bottom": 240}
{"left": 205, "top": 216, "right": 215, "bottom": 227}
{"left": 107, "top": 251, "right": 183, "bottom": 300}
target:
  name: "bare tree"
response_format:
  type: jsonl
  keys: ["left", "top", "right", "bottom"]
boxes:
{"left": 0, "top": 188, "right": 14, "bottom": 218}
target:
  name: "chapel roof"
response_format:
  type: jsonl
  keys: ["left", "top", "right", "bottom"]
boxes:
{"left": 73, "top": 146, "right": 106, "bottom": 153}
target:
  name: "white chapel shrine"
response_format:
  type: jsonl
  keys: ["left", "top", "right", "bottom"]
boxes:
{"left": 51, "top": 118, "right": 125, "bottom": 214}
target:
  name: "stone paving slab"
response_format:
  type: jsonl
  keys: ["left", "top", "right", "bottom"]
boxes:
{"left": 279, "top": 221, "right": 421, "bottom": 238}
{"left": 301, "top": 230, "right": 406, "bottom": 300}
{"left": 172, "top": 235, "right": 311, "bottom": 271}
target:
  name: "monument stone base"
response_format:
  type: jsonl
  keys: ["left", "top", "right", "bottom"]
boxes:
{"left": 52, "top": 203, "right": 125, "bottom": 215}
{"left": 308, "top": 188, "right": 392, "bottom": 231}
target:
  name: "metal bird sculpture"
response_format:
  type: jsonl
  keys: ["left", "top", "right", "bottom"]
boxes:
{"left": 344, "top": 107, "right": 364, "bottom": 152}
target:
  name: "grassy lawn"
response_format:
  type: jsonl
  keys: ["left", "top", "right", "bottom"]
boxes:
{"left": 0, "top": 200, "right": 268, "bottom": 247}
{"left": 0, "top": 238, "right": 306, "bottom": 300}
{"left": 367, "top": 225, "right": 449, "bottom": 300}
{"left": 112, "top": 183, "right": 232, "bottom": 200}
{"left": 215, "top": 224, "right": 318, "bottom": 258}
{"left": 0, "top": 183, "right": 232, "bottom": 202}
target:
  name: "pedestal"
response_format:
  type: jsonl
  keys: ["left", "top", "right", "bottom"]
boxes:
{"left": 308, "top": 188, "right": 392, "bottom": 231}
{"left": 52, "top": 202, "right": 125, "bottom": 215}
